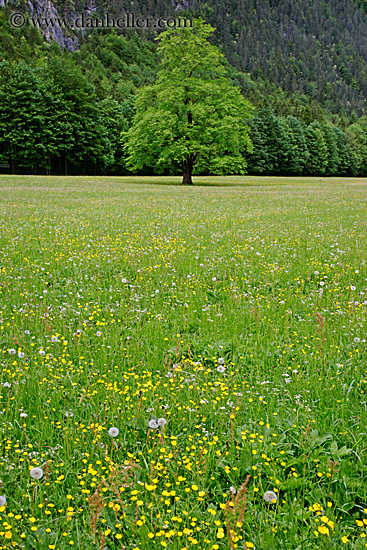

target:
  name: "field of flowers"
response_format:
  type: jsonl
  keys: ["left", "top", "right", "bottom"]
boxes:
{"left": 0, "top": 175, "right": 367, "bottom": 550}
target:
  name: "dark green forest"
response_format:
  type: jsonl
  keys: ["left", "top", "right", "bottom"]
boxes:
{"left": 2, "top": 0, "right": 367, "bottom": 176}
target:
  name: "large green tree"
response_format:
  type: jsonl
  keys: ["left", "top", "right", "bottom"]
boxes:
{"left": 124, "top": 19, "right": 254, "bottom": 184}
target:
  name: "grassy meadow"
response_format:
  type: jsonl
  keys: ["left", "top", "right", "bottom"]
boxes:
{"left": 0, "top": 175, "right": 367, "bottom": 549}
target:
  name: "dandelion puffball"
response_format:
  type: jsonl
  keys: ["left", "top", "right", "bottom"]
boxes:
{"left": 108, "top": 427, "right": 119, "bottom": 437}
{"left": 0, "top": 496, "right": 6, "bottom": 506}
{"left": 157, "top": 418, "right": 167, "bottom": 427}
{"left": 148, "top": 419, "right": 158, "bottom": 429}
{"left": 30, "top": 467, "right": 43, "bottom": 480}
{"left": 263, "top": 491, "right": 277, "bottom": 503}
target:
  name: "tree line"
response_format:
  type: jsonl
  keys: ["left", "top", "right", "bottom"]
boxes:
{"left": 1, "top": 8, "right": 367, "bottom": 178}
{"left": 2, "top": 55, "right": 367, "bottom": 177}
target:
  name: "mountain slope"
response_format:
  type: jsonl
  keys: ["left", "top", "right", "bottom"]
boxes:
{"left": 2, "top": 0, "right": 367, "bottom": 115}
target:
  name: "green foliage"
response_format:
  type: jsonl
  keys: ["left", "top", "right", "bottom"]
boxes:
{"left": 345, "top": 118, "right": 367, "bottom": 176}
{"left": 124, "top": 19, "right": 254, "bottom": 184}
{"left": 1, "top": 3, "right": 367, "bottom": 176}
{"left": 304, "top": 121, "right": 329, "bottom": 175}
{"left": 247, "top": 109, "right": 289, "bottom": 175}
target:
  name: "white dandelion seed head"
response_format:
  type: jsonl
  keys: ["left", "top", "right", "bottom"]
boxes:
{"left": 264, "top": 491, "right": 277, "bottom": 503}
{"left": 351, "top": 286, "right": 356, "bottom": 291}
{"left": 218, "top": 358, "right": 225, "bottom": 365}
{"left": 96, "top": 331, "right": 102, "bottom": 337}
{"left": 354, "top": 337, "right": 360, "bottom": 343}
{"left": 18, "top": 352, "right": 25, "bottom": 359}
{"left": 24, "top": 330, "right": 30, "bottom": 335}
{"left": 230, "top": 486, "right": 236, "bottom": 494}
{"left": 108, "top": 427, "right": 119, "bottom": 437}
{"left": 8, "top": 349, "right": 16, "bottom": 355}
{"left": 157, "top": 418, "right": 167, "bottom": 427}
{"left": 217, "top": 366, "right": 225, "bottom": 373}
{"left": 30, "top": 467, "right": 43, "bottom": 480}
{"left": 51, "top": 336, "right": 59, "bottom": 342}
{"left": 0, "top": 496, "right": 6, "bottom": 507}
{"left": 20, "top": 413, "right": 27, "bottom": 418}
{"left": 39, "top": 350, "right": 45, "bottom": 356}
{"left": 148, "top": 419, "right": 158, "bottom": 429}
{"left": 65, "top": 410, "right": 73, "bottom": 418}
{"left": 212, "top": 277, "right": 217, "bottom": 282}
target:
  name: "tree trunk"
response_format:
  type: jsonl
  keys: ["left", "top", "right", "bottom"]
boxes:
{"left": 182, "top": 157, "right": 193, "bottom": 185}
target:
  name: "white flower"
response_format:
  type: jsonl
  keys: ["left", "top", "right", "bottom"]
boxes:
{"left": 0, "top": 496, "right": 6, "bottom": 507}
{"left": 121, "top": 278, "right": 127, "bottom": 283}
{"left": 351, "top": 286, "right": 356, "bottom": 291}
{"left": 8, "top": 349, "right": 16, "bottom": 355}
{"left": 264, "top": 491, "right": 277, "bottom": 503}
{"left": 217, "top": 366, "right": 225, "bottom": 373}
{"left": 18, "top": 352, "right": 25, "bottom": 359}
{"left": 218, "top": 358, "right": 225, "bottom": 365}
{"left": 354, "top": 337, "right": 360, "bottom": 343}
{"left": 212, "top": 277, "right": 217, "bottom": 282}
{"left": 157, "top": 418, "right": 167, "bottom": 427}
{"left": 39, "top": 350, "right": 45, "bottom": 356}
{"left": 2, "top": 382, "right": 11, "bottom": 388}
{"left": 30, "top": 467, "right": 43, "bottom": 480}
{"left": 96, "top": 331, "right": 102, "bottom": 337}
{"left": 108, "top": 427, "right": 119, "bottom": 437}
{"left": 24, "top": 330, "right": 30, "bottom": 335}
{"left": 65, "top": 410, "right": 73, "bottom": 418}
{"left": 20, "top": 413, "right": 27, "bottom": 418}
{"left": 230, "top": 486, "right": 236, "bottom": 494}
{"left": 148, "top": 419, "right": 158, "bottom": 429}
{"left": 51, "top": 336, "right": 59, "bottom": 342}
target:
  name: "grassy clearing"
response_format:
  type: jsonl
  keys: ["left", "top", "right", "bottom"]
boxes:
{"left": 0, "top": 176, "right": 367, "bottom": 549}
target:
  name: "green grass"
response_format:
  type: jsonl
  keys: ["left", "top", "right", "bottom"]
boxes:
{"left": 0, "top": 175, "right": 367, "bottom": 549}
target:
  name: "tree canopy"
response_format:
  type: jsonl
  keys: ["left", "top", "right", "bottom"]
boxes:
{"left": 124, "top": 19, "right": 254, "bottom": 184}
